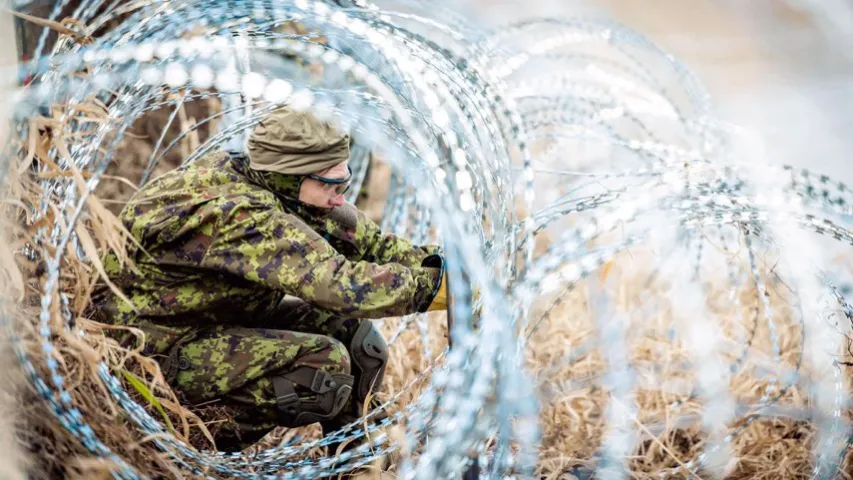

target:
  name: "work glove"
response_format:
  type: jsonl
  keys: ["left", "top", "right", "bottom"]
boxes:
{"left": 420, "top": 254, "right": 448, "bottom": 312}
{"left": 426, "top": 273, "right": 448, "bottom": 312}
{"left": 421, "top": 254, "right": 482, "bottom": 313}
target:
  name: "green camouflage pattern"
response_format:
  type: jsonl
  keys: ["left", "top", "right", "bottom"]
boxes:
{"left": 176, "top": 325, "right": 348, "bottom": 450}
{"left": 174, "top": 298, "right": 361, "bottom": 400}
{"left": 95, "top": 151, "right": 440, "bottom": 357}
{"left": 93, "top": 150, "right": 442, "bottom": 450}
{"left": 172, "top": 300, "right": 363, "bottom": 451}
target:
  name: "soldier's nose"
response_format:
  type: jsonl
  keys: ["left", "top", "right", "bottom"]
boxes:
{"left": 329, "top": 194, "right": 345, "bottom": 207}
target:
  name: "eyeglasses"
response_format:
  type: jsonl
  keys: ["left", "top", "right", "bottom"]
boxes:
{"left": 308, "top": 165, "right": 352, "bottom": 196}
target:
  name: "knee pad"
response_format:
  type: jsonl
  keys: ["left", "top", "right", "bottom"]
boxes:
{"left": 272, "top": 367, "right": 354, "bottom": 427}
{"left": 349, "top": 321, "right": 389, "bottom": 401}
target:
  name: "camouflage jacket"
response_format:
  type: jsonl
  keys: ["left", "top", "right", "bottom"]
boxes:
{"left": 95, "top": 151, "right": 442, "bottom": 356}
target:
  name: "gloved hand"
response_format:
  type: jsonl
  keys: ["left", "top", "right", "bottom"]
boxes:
{"left": 422, "top": 254, "right": 480, "bottom": 312}
{"left": 421, "top": 253, "right": 447, "bottom": 312}
{"left": 426, "top": 273, "right": 448, "bottom": 312}
{"left": 426, "top": 272, "right": 481, "bottom": 312}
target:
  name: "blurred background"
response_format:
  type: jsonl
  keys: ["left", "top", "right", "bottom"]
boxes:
{"left": 473, "top": 0, "right": 853, "bottom": 179}
{"left": 8, "top": 0, "right": 853, "bottom": 174}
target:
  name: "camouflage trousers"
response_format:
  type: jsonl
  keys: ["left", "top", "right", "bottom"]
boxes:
{"left": 170, "top": 299, "right": 388, "bottom": 452}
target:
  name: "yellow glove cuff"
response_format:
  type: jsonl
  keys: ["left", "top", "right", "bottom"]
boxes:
{"left": 426, "top": 273, "right": 447, "bottom": 312}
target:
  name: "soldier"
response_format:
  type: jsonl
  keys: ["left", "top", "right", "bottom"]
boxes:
{"left": 94, "top": 106, "right": 448, "bottom": 452}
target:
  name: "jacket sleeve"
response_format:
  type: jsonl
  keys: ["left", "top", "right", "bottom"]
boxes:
{"left": 200, "top": 203, "right": 441, "bottom": 318}
{"left": 359, "top": 214, "right": 442, "bottom": 267}
{"left": 323, "top": 203, "right": 442, "bottom": 267}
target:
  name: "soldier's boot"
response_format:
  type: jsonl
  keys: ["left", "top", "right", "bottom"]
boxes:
{"left": 322, "top": 321, "right": 390, "bottom": 461}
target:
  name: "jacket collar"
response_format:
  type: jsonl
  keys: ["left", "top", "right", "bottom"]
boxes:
{"left": 230, "top": 152, "right": 332, "bottom": 219}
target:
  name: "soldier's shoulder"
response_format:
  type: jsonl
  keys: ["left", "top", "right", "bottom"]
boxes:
{"left": 141, "top": 151, "right": 247, "bottom": 192}
{"left": 193, "top": 150, "right": 232, "bottom": 168}
{"left": 121, "top": 152, "right": 242, "bottom": 218}
{"left": 212, "top": 189, "right": 290, "bottom": 225}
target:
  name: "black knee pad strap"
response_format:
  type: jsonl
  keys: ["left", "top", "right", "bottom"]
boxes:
{"left": 272, "top": 368, "right": 354, "bottom": 427}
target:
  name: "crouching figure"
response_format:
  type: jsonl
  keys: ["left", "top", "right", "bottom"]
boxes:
{"left": 93, "top": 106, "right": 448, "bottom": 451}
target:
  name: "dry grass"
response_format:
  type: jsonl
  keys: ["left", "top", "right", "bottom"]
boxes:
{"left": 524, "top": 247, "right": 853, "bottom": 480}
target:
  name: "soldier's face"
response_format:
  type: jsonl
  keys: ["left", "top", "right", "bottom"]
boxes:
{"left": 299, "top": 161, "right": 351, "bottom": 209}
